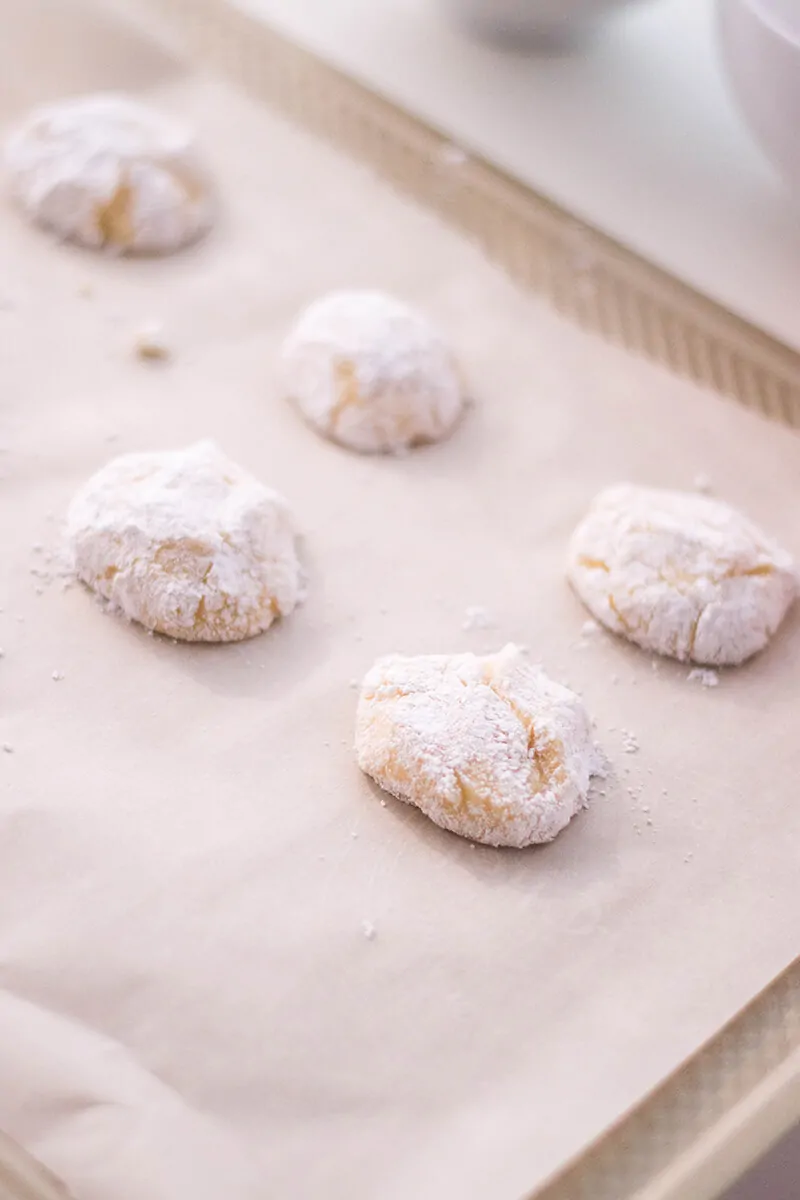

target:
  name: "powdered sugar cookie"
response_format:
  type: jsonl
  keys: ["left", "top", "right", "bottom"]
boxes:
{"left": 567, "top": 484, "right": 797, "bottom": 665}
{"left": 5, "top": 93, "right": 212, "bottom": 254}
{"left": 67, "top": 441, "right": 301, "bottom": 642}
{"left": 356, "top": 644, "right": 601, "bottom": 848}
{"left": 282, "top": 290, "right": 464, "bottom": 453}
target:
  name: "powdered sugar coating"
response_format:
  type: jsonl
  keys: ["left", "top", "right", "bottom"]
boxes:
{"left": 5, "top": 93, "right": 212, "bottom": 254}
{"left": 67, "top": 441, "right": 302, "bottom": 642}
{"left": 282, "top": 290, "right": 464, "bottom": 453}
{"left": 356, "top": 644, "right": 601, "bottom": 848}
{"left": 567, "top": 484, "right": 797, "bottom": 665}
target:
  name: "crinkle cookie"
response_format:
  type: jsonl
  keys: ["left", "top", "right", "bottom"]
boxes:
{"left": 5, "top": 93, "right": 213, "bottom": 253}
{"left": 567, "top": 484, "right": 797, "bottom": 665}
{"left": 282, "top": 290, "right": 464, "bottom": 454}
{"left": 67, "top": 440, "right": 302, "bottom": 642}
{"left": 356, "top": 644, "right": 601, "bottom": 848}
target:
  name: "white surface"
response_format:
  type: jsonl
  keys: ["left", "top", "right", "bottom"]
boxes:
{"left": 242, "top": 0, "right": 800, "bottom": 352}
{"left": 719, "top": 0, "right": 800, "bottom": 192}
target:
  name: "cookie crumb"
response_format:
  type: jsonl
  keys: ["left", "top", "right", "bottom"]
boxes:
{"left": 133, "top": 322, "right": 170, "bottom": 362}
{"left": 621, "top": 730, "right": 639, "bottom": 754}
{"left": 581, "top": 618, "right": 599, "bottom": 637}
{"left": 687, "top": 667, "right": 719, "bottom": 688}
{"left": 693, "top": 472, "right": 712, "bottom": 494}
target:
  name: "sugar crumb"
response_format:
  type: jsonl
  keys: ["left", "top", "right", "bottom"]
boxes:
{"left": 621, "top": 730, "right": 639, "bottom": 754}
{"left": 133, "top": 322, "right": 170, "bottom": 362}
{"left": 2, "top": 743, "right": 13, "bottom": 754}
{"left": 688, "top": 667, "right": 719, "bottom": 688}
{"left": 462, "top": 605, "right": 494, "bottom": 632}
{"left": 52, "top": 670, "right": 65, "bottom": 682}
{"left": 361, "top": 920, "right": 377, "bottom": 941}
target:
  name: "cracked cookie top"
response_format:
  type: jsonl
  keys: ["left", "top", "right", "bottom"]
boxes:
{"left": 4, "top": 93, "right": 213, "bottom": 254}
{"left": 355, "top": 644, "right": 602, "bottom": 848}
{"left": 282, "top": 290, "right": 464, "bottom": 454}
{"left": 567, "top": 483, "right": 797, "bottom": 666}
{"left": 67, "top": 441, "right": 302, "bottom": 642}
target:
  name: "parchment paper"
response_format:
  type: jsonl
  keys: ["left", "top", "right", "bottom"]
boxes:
{"left": 1, "top": 3, "right": 799, "bottom": 1198}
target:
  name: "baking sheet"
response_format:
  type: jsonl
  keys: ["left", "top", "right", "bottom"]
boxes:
{"left": 1, "top": 2, "right": 800, "bottom": 1198}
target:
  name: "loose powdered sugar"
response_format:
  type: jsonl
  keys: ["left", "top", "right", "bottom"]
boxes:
{"left": 355, "top": 643, "right": 603, "bottom": 848}
{"left": 462, "top": 605, "right": 494, "bottom": 631}
{"left": 567, "top": 484, "right": 797, "bottom": 666}
{"left": 4, "top": 93, "right": 213, "bottom": 254}
{"left": 282, "top": 290, "right": 464, "bottom": 454}
{"left": 688, "top": 668, "right": 720, "bottom": 688}
{"left": 621, "top": 730, "right": 639, "bottom": 754}
{"left": 67, "top": 440, "right": 302, "bottom": 642}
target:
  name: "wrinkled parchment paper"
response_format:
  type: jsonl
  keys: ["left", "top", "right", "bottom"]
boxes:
{"left": 1, "top": 2, "right": 799, "bottom": 1198}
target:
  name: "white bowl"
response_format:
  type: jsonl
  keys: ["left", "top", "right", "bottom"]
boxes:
{"left": 438, "top": 0, "right": 648, "bottom": 45}
{"left": 718, "top": 0, "right": 800, "bottom": 189}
